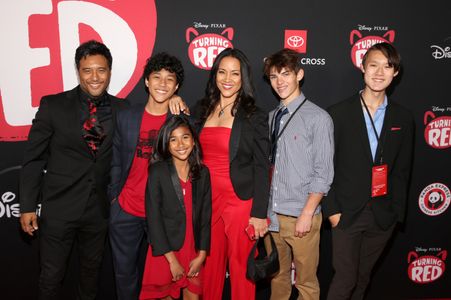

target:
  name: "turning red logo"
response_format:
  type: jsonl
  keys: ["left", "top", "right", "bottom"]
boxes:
{"left": 0, "top": 1, "right": 156, "bottom": 141}
{"left": 186, "top": 27, "right": 234, "bottom": 70}
{"left": 284, "top": 30, "right": 307, "bottom": 53}
{"left": 407, "top": 251, "right": 447, "bottom": 284}
{"left": 349, "top": 30, "right": 395, "bottom": 68}
{"left": 424, "top": 111, "right": 451, "bottom": 149}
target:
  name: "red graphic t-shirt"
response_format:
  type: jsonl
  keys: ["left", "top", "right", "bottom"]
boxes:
{"left": 119, "top": 111, "right": 167, "bottom": 217}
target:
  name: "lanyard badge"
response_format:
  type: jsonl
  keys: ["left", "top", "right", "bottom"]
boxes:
{"left": 371, "top": 164, "right": 388, "bottom": 197}
{"left": 360, "top": 93, "right": 389, "bottom": 198}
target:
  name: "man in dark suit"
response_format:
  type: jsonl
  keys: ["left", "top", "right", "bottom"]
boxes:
{"left": 323, "top": 42, "right": 415, "bottom": 300}
{"left": 108, "top": 52, "right": 185, "bottom": 300}
{"left": 19, "top": 40, "right": 128, "bottom": 300}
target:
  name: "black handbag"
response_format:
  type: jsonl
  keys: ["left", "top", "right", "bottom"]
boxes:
{"left": 246, "top": 233, "right": 280, "bottom": 282}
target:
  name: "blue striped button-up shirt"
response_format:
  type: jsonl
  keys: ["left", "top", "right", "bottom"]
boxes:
{"left": 268, "top": 93, "right": 334, "bottom": 232}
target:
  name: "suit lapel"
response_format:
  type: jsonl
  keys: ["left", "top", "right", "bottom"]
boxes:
{"left": 96, "top": 94, "right": 115, "bottom": 156}
{"left": 167, "top": 160, "right": 186, "bottom": 212}
{"left": 129, "top": 104, "right": 146, "bottom": 152}
{"left": 351, "top": 96, "right": 374, "bottom": 164}
{"left": 123, "top": 104, "right": 145, "bottom": 172}
{"left": 191, "top": 175, "right": 199, "bottom": 229}
{"left": 229, "top": 107, "right": 243, "bottom": 162}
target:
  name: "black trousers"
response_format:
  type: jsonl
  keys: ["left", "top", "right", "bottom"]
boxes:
{"left": 109, "top": 200, "right": 147, "bottom": 300}
{"left": 38, "top": 191, "right": 108, "bottom": 300}
{"left": 327, "top": 205, "right": 395, "bottom": 300}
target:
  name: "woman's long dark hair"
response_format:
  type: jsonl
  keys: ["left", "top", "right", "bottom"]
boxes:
{"left": 199, "top": 48, "right": 256, "bottom": 121}
{"left": 153, "top": 115, "right": 203, "bottom": 179}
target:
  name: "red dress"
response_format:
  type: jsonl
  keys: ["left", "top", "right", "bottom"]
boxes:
{"left": 200, "top": 127, "right": 255, "bottom": 300}
{"left": 139, "top": 179, "right": 203, "bottom": 299}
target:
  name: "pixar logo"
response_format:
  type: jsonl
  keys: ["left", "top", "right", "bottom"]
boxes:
{"left": 0, "top": 0, "right": 157, "bottom": 141}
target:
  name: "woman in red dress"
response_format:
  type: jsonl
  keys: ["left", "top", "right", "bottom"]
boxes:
{"left": 140, "top": 116, "right": 212, "bottom": 300}
{"left": 194, "top": 48, "right": 270, "bottom": 300}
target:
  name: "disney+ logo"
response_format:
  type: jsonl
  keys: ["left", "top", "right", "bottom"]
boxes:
{"left": 0, "top": 192, "right": 20, "bottom": 218}
{"left": 431, "top": 44, "right": 451, "bottom": 60}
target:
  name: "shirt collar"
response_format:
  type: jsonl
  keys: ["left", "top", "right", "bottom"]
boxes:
{"left": 279, "top": 92, "right": 307, "bottom": 113}
{"left": 380, "top": 95, "right": 388, "bottom": 110}
{"left": 359, "top": 89, "right": 388, "bottom": 110}
{"left": 78, "top": 86, "right": 109, "bottom": 106}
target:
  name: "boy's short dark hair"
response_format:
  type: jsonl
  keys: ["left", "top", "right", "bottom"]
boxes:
{"left": 263, "top": 48, "right": 301, "bottom": 78}
{"left": 362, "top": 42, "right": 401, "bottom": 72}
{"left": 75, "top": 40, "right": 112, "bottom": 70}
{"left": 142, "top": 52, "right": 184, "bottom": 88}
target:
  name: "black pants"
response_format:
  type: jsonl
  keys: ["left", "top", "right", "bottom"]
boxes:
{"left": 109, "top": 200, "right": 147, "bottom": 300}
{"left": 38, "top": 191, "right": 108, "bottom": 300}
{"left": 327, "top": 205, "right": 395, "bottom": 300}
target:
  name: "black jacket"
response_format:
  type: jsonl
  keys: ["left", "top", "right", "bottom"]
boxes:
{"left": 193, "top": 104, "right": 271, "bottom": 219}
{"left": 323, "top": 94, "right": 415, "bottom": 230}
{"left": 20, "top": 86, "right": 128, "bottom": 220}
{"left": 146, "top": 160, "right": 212, "bottom": 256}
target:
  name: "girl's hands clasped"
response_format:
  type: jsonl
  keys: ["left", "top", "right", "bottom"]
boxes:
{"left": 187, "top": 251, "right": 206, "bottom": 277}
{"left": 169, "top": 259, "right": 185, "bottom": 281}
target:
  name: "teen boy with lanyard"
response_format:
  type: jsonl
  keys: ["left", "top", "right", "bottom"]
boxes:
{"left": 264, "top": 48, "right": 334, "bottom": 300}
{"left": 324, "top": 42, "right": 415, "bottom": 300}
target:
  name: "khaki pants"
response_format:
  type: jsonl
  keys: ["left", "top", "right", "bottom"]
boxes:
{"left": 268, "top": 213, "right": 322, "bottom": 300}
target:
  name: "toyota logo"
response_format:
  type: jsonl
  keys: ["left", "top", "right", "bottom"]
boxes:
{"left": 287, "top": 35, "right": 305, "bottom": 48}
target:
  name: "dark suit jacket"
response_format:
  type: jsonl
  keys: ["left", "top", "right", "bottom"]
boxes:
{"left": 20, "top": 86, "right": 128, "bottom": 221}
{"left": 146, "top": 160, "right": 212, "bottom": 256}
{"left": 323, "top": 94, "right": 415, "bottom": 230}
{"left": 108, "top": 103, "right": 174, "bottom": 201}
{"left": 193, "top": 105, "right": 271, "bottom": 219}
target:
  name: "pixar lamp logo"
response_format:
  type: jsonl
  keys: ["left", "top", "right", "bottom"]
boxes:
{"left": 0, "top": 0, "right": 157, "bottom": 141}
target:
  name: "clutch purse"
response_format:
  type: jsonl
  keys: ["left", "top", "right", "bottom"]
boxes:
{"left": 246, "top": 233, "right": 279, "bottom": 282}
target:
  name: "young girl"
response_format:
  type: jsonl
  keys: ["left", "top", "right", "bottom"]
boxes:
{"left": 139, "top": 115, "right": 212, "bottom": 300}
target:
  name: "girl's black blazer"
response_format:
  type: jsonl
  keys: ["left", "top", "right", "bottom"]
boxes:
{"left": 146, "top": 160, "right": 212, "bottom": 256}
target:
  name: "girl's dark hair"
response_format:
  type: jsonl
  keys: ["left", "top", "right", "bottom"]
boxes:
{"left": 153, "top": 115, "right": 203, "bottom": 179}
{"left": 199, "top": 48, "right": 256, "bottom": 121}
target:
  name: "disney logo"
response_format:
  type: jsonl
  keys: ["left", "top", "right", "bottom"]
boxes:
{"left": 415, "top": 247, "right": 427, "bottom": 253}
{"left": 0, "top": 191, "right": 20, "bottom": 218}
{"left": 431, "top": 45, "right": 451, "bottom": 59}
{"left": 432, "top": 106, "right": 445, "bottom": 112}
{"left": 358, "top": 24, "right": 372, "bottom": 32}
{"left": 193, "top": 22, "right": 209, "bottom": 29}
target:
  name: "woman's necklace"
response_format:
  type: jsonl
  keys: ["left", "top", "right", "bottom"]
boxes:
{"left": 218, "top": 101, "right": 234, "bottom": 117}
